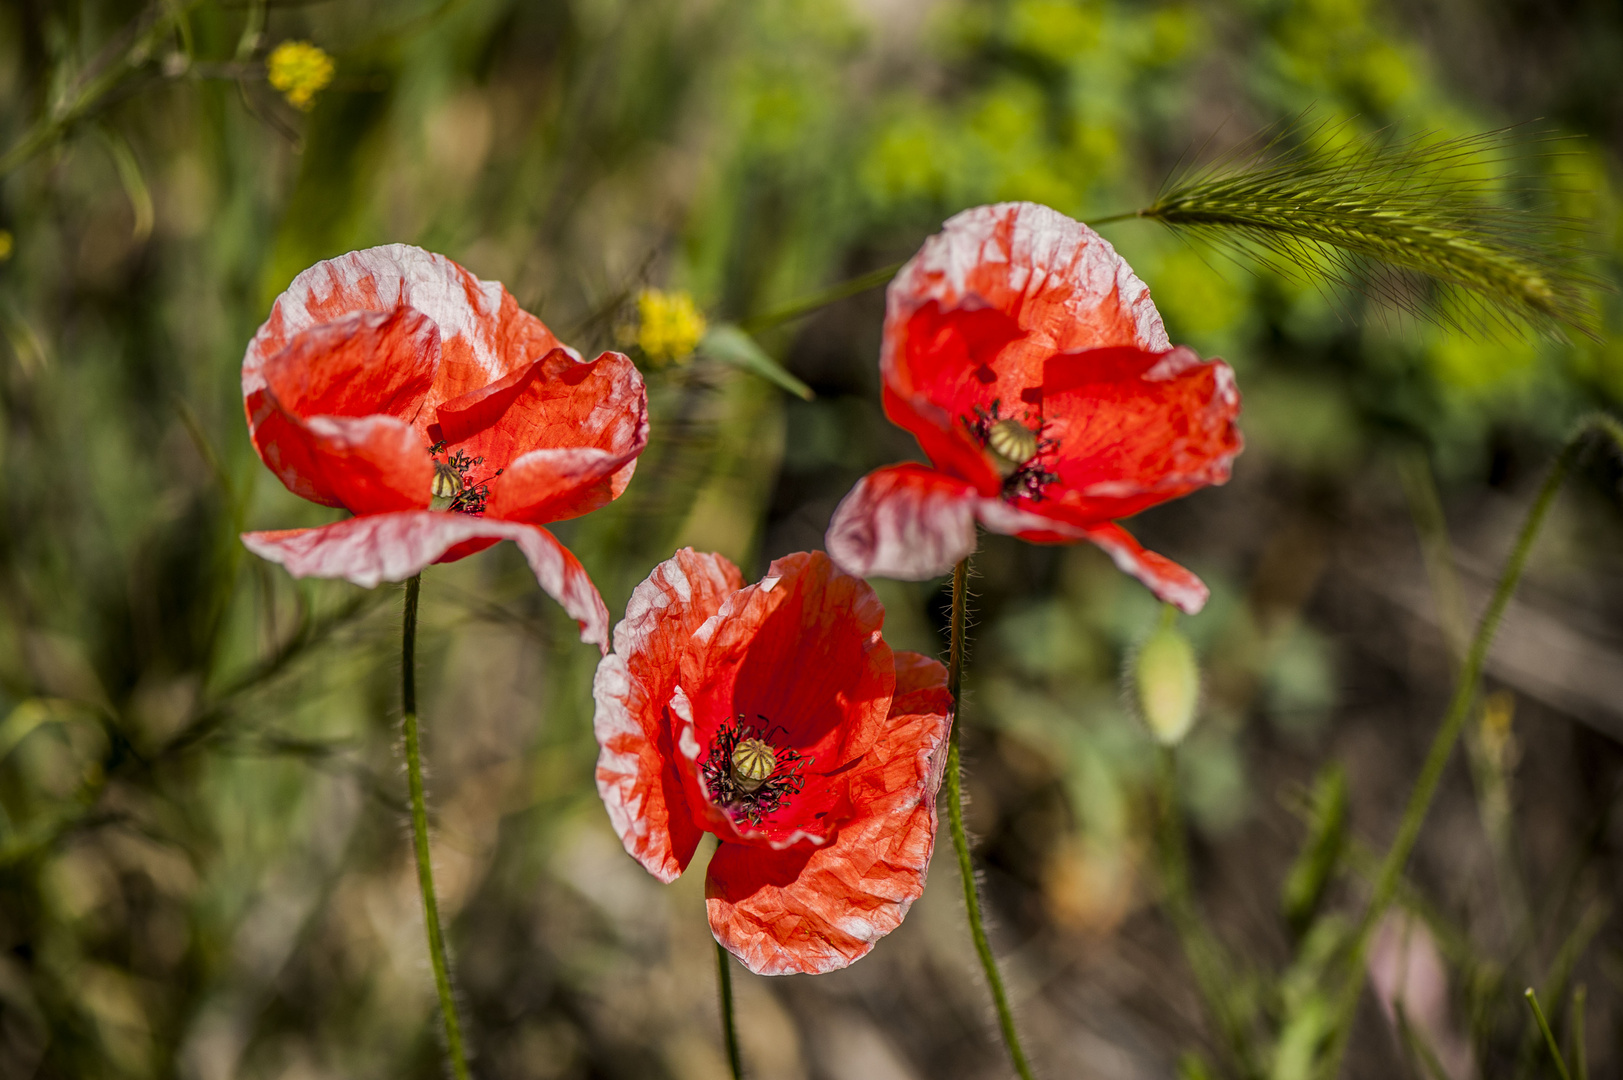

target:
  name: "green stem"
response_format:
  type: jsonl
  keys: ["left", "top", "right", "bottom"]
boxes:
{"left": 1525, "top": 989, "right": 1574, "bottom": 1080}
{"left": 944, "top": 558, "right": 1036, "bottom": 1080}
{"left": 1320, "top": 415, "right": 1623, "bottom": 1078}
{"left": 738, "top": 261, "right": 904, "bottom": 335}
{"left": 401, "top": 574, "right": 472, "bottom": 1080}
{"left": 716, "top": 940, "right": 743, "bottom": 1079}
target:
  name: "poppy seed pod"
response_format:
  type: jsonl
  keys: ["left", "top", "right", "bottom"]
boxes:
{"left": 1133, "top": 621, "right": 1200, "bottom": 746}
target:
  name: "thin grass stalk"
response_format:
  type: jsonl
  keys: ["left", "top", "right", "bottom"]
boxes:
{"left": 716, "top": 940, "right": 743, "bottom": 1080}
{"left": 1525, "top": 989, "right": 1574, "bottom": 1080}
{"left": 1319, "top": 415, "right": 1623, "bottom": 1078}
{"left": 738, "top": 261, "right": 905, "bottom": 335}
{"left": 944, "top": 557, "right": 1035, "bottom": 1080}
{"left": 401, "top": 575, "right": 472, "bottom": 1080}
{"left": 1154, "top": 749, "right": 1261, "bottom": 1078}
{"left": 1571, "top": 985, "right": 1589, "bottom": 1080}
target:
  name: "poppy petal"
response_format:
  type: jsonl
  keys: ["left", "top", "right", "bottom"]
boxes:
{"left": 594, "top": 549, "right": 744, "bottom": 882}
{"left": 704, "top": 648, "right": 951, "bottom": 975}
{"left": 241, "top": 511, "right": 611, "bottom": 649}
{"left": 1032, "top": 344, "right": 1242, "bottom": 523}
{"left": 245, "top": 244, "right": 574, "bottom": 432}
{"left": 677, "top": 552, "right": 893, "bottom": 849}
{"left": 881, "top": 202, "right": 1170, "bottom": 470}
{"left": 260, "top": 411, "right": 434, "bottom": 515}
{"left": 246, "top": 308, "right": 440, "bottom": 509}
{"left": 431, "top": 349, "right": 647, "bottom": 477}
{"left": 1079, "top": 521, "right": 1209, "bottom": 614}
{"left": 825, "top": 463, "right": 980, "bottom": 580}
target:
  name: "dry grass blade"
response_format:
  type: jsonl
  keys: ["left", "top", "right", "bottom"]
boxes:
{"left": 1135, "top": 117, "right": 1602, "bottom": 338}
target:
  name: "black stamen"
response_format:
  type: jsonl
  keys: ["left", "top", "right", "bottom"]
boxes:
{"left": 701, "top": 715, "right": 809, "bottom": 827}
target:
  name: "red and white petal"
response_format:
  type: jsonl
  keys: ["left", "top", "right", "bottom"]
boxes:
{"left": 1080, "top": 521, "right": 1209, "bottom": 615}
{"left": 245, "top": 309, "right": 440, "bottom": 509}
{"left": 704, "top": 649, "right": 951, "bottom": 975}
{"left": 825, "top": 464, "right": 981, "bottom": 581}
{"left": 244, "top": 244, "right": 573, "bottom": 431}
{"left": 678, "top": 552, "right": 894, "bottom": 850}
{"left": 1033, "top": 345, "right": 1243, "bottom": 524}
{"left": 241, "top": 511, "right": 611, "bottom": 649}
{"left": 257, "top": 412, "right": 434, "bottom": 515}
{"left": 880, "top": 202, "right": 1170, "bottom": 457}
{"left": 593, "top": 549, "right": 744, "bottom": 882}
{"left": 431, "top": 349, "right": 647, "bottom": 475}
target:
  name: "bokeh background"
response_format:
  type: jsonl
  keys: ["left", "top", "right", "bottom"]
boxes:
{"left": 3, "top": 1, "right": 1623, "bottom": 1078}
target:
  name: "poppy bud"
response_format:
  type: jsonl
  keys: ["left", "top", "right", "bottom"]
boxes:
{"left": 1132, "top": 617, "right": 1200, "bottom": 745}
{"left": 731, "top": 737, "right": 777, "bottom": 793}
{"left": 986, "top": 418, "right": 1038, "bottom": 474}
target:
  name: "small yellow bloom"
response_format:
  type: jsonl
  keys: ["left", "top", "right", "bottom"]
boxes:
{"left": 635, "top": 288, "right": 707, "bottom": 366}
{"left": 0, "top": 230, "right": 12, "bottom": 262}
{"left": 267, "top": 41, "right": 335, "bottom": 112}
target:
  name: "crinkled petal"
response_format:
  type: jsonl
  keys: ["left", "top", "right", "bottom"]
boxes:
{"left": 677, "top": 552, "right": 893, "bottom": 849}
{"left": 261, "top": 412, "right": 434, "bottom": 516}
{"left": 242, "top": 511, "right": 610, "bottom": 649}
{"left": 593, "top": 549, "right": 745, "bottom": 882}
{"left": 244, "top": 244, "right": 574, "bottom": 433}
{"left": 880, "top": 202, "right": 1170, "bottom": 477}
{"left": 246, "top": 308, "right": 440, "bottom": 508}
{"left": 1079, "top": 521, "right": 1209, "bottom": 614}
{"left": 825, "top": 464, "right": 981, "bottom": 580}
{"left": 431, "top": 349, "right": 649, "bottom": 523}
{"left": 1029, "top": 345, "right": 1242, "bottom": 524}
{"left": 705, "top": 649, "right": 952, "bottom": 975}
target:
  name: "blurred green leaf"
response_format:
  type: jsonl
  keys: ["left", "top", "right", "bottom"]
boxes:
{"left": 698, "top": 322, "right": 814, "bottom": 401}
{"left": 1282, "top": 764, "right": 1350, "bottom": 939}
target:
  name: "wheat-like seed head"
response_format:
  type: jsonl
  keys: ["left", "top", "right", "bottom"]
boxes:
{"left": 1134, "top": 117, "right": 1603, "bottom": 339}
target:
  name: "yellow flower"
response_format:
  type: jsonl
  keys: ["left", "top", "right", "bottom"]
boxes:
{"left": 267, "top": 41, "right": 335, "bottom": 112}
{"left": 0, "top": 230, "right": 12, "bottom": 262}
{"left": 634, "top": 288, "right": 707, "bottom": 366}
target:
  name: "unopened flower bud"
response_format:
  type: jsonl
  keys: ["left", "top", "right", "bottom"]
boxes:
{"left": 1133, "top": 618, "right": 1200, "bottom": 745}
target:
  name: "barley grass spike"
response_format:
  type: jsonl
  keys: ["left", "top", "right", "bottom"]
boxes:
{"left": 1122, "top": 117, "right": 1600, "bottom": 338}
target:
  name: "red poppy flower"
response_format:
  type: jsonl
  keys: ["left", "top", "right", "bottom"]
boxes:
{"left": 593, "top": 548, "right": 952, "bottom": 975}
{"left": 826, "top": 202, "right": 1242, "bottom": 613}
{"left": 240, "top": 245, "right": 648, "bottom": 651}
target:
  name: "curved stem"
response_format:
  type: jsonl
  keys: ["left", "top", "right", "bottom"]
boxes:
{"left": 716, "top": 940, "right": 743, "bottom": 1079}
{"left": 1319, "top": 415, "right": 1623, "bottom": 1078}
{"left": 944, "top": 558, "right": 1036, "bottom": 1080}
{"left": 401, "top": 575, "right": 472, "bottom": 1080}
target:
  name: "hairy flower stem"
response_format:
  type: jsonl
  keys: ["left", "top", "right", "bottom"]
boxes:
{"left": 716, "top": 940, "right": 743, "bottom": 1079}
{"left": 1320, "top": 416, "right": 1623, "bottom": 1079}
{"left": 401, "top": 575, "right": 472, "bottom": 1080}
{"left": 945, "top": 557, "right": 1035, "bottom": 1080}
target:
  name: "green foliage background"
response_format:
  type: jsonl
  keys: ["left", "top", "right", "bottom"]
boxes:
{"left": 2, "top": 0, "right": 1622, "bottom": 1078}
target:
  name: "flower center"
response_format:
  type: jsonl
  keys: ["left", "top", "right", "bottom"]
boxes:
{"left": 427, "top": 442, "right": 503, "bottom": 515}
{"left": 966, "top": 401, "right": 1059, "bottom": 502}
{"left": 702, "top": 716, "right": 809, "bottom": 827}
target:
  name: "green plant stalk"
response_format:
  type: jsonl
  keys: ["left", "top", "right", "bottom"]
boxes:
{"left": 1320, "top": 416, "right": 1623, "bottom": 1078}
{"left": 401, "top": 575, "right": 472, "bottom": 1080}
{"left": 716, "top": 940, "right": 743, "bottom": 1080}
{"left": 1154, "top": 749, "right": 1260, "bottom": 1078}
{"left": 1524, "top": 989, "right": 1574, "bottom": 1080}
{"left": 944, "top": 557, "right": 1035, "bottom": 1080}
{"left": 1571, "top": 985, "right": 1589, "bottom": 1080}
{"left": 738, "top": 261, "right": 904, "bottom": 334}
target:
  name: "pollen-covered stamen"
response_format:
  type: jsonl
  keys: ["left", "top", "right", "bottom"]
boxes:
{"left": 427, "top": 441, "right": 504, "bottom": 516}
{"left": 966, "top": 400, "right": 1060, "bottom": 502}
{"left": 702, "top": 716, "right": 809, "bottom": 827}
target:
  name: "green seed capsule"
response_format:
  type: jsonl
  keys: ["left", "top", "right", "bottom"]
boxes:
{"left": 986, "top": 418, "right": 1038, "bottom": 472}
{"left": 731, "top": 738, "right": 777, "bottom": 793}
{"left": 431, "top": 461, "right": 464, "bottom": 500}
{"left": 1133, "top": 621, "right": 1200, "bottom": 746}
